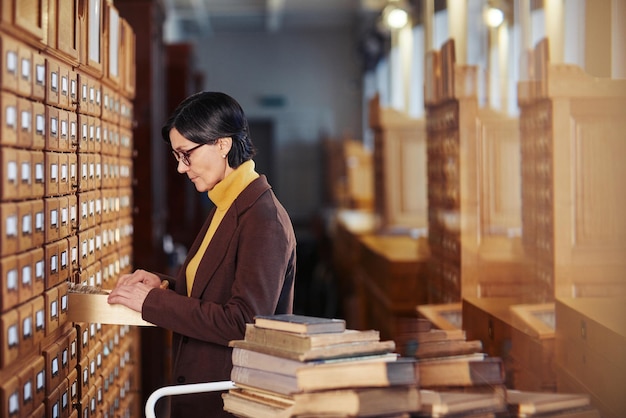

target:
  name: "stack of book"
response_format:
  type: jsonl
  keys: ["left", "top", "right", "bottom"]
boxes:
{"left": 223, "top": 314, "right": 420, "bottom": 417}
{"left": 402, "top": 322, "right": 508, "bottom": 417}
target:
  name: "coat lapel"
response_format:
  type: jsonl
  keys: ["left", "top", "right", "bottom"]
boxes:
{"left": 189, "top": 208, "right": 237, "bottom": 298}
{"left": 183, "top": 175, "right": 272, "bottom": 298}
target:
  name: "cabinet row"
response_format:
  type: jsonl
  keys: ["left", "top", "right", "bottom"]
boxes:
{"left": 1, "top": 150, "right": 133, "bottom": 200}
{"left": 0, "top": 33, "right": 133, "bottom": 121}
{"left": 0, "top": 0, "right": 135, "bottom": 97}
{"left": 0, "top": 322, "right": 139, "bottom": 418}
{"left": 1, "top": 242, "right": 133, "bottom": 313}
{"left": 0, "top": 95, "right": 133, "bottom": 154}
{"left": 1, "top": 191, "right": 133, "bottom": 252}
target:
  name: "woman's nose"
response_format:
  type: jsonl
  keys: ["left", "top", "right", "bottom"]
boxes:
{"left": 176, "top": 160, "right": 188, "bottom": 173}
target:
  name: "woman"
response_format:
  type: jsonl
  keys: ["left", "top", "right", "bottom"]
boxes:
{"left": 108, "top": 92, "right": 297, "bottom": 417}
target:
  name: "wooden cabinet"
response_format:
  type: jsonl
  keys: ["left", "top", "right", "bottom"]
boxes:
{"left": 331, "top": 210, "right": 377, "bottom": 329}
{"left": 354, "top": 233, "right": 430, "bottom": 342}
{"left": 555, "top": 298, "right": 626, "bottom": 418}
{"left": 369, "top": 95, "right": 427, "bottom": 232}
{"left": 518, "top": 38, "right": 626, "bottom": 299}
{"left": 462, "top": 296, "right": 521, "bottom": 388}
{"left": 0, "top": 3, "right": 141, "bottom": 417}
{"left": 425, "top": 39, "right": 526, "bottom": 303}
{"left": 509, "top": 303, "right": 556, "bottom": 391}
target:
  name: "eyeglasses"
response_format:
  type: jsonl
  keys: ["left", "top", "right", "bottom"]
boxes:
{"left": 172, "top": 143, "right": 204, "bottom": 166}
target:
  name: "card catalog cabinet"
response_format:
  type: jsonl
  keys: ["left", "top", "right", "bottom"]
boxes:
{"left": 0, "top": 1, "right": 139, "bottom": 417}
{"left": 424, "top": 39, "right": 527, "bottom": 303}
{"left": 518, "top": 39, "right": 626, "bottom": 299}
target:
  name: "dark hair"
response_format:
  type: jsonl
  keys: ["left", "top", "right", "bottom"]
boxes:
{"left": 161, "top": 91, "right": 256, "bottom": 168}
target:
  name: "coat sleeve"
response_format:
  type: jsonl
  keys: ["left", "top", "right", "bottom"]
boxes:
{"left": 141, "top": 191, "right": 296, "bottom": 346}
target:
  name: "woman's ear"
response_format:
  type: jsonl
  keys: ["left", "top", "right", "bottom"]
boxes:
{"left": 218, "top": 137, "right": 233, "bottom": 153}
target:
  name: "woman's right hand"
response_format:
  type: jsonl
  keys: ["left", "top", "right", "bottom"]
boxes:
{"left": 114, "top": 269, "right": 162, "bottom": 289}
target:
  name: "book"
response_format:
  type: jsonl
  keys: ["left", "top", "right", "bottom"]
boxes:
{"left": 243, "top": 323, "right": 380, "bottom": 351}
{"left": 506, "top": 390, "right": 593, "bottom": 416}
{"left": 417, "top": 352, "right": 487, "bottom": 364}
{"left": 253, "top": 313, "right": 346, "bottom": 334}
{"left": 290, "top": 385, "right": 421, "bottom": 417}
{"left": 410, "top": 328, "right": 466, "bottom": 343}
{"left": 229, "top": 338, "right": 396, "bottom": 362}
{"left": 418, "top": 389, "right": 507, "bottom": 417}
{"left": 224, "top": 385, "right": 420, "bottom": 418}
{"left": 397, "top": 329, "right": 468, "bottom": 356}
{"left": 418, "top": 357, "right": 505, "bottom": 388}
{"left": 222, "top": 389, "right": 291, "bottom": 418}
{"left": 232, "top": 346, "right": 398, "bottom": 375}
{"left": 230, "top": 358, "right": 417, "bottom": 395}
{"left": 512, "top": 407, "right": 600, "bottom": 418}
{"left": 411, "top": 338, "right": 483, "bottom": 359}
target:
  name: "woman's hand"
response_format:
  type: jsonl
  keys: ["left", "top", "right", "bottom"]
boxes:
{"left": 113, "top": 269, "right": 162, "bottom": 288}
{"left": 107, "top": 269, "right": 163, "bottom": 312}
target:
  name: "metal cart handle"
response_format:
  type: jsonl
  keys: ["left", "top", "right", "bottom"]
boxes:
{"left": 145, "top": 380, "right": 237, "bottom": 418}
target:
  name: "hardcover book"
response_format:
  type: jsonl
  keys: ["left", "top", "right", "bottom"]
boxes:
{"left": 418, "top": 389, "right": 507, "bottom": 417}
{"left": 410, "top": 338, "right": 483, "bottom": 359}
{"left": 232, "top": 346, "right": 398, "bottom": 375}
{"left": 253, "top": 314, "right": 346, "bottom": 334}
{"left": 506, "top": 390, "right": 594, "bottom": 416}
{"left": 229, "top": 338, "right": 396, "bottom": 362}
{"left": 290, "top": 385, "right": 421, "bottom": 416}
{"left": 230, "top": 358, "right": 417, "bottom": 395}
{"left": 243, "top": 323, "right": 380, "bottom": 351}
{"left": 418, "top": 357, "right": 505, "bottom": 388}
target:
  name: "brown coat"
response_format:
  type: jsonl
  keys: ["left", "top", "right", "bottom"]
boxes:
{"left": 142, "top": 175, "right": 296, "bottom": 417}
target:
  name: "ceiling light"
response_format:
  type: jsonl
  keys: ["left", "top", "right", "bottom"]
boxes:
{"left": 383, "top": 4, "right": 409, "bottom": 30}
{"left": 485, "top": 7, "right": 504, "bottom": 27}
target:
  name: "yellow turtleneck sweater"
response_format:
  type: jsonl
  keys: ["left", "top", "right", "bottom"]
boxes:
{"left": 185, "top": 160, "right": 259, "bottom": 296}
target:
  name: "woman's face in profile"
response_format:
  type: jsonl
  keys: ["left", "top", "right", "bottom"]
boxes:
{"left": 169, "top": 128, "right": 232, "bottom": 192}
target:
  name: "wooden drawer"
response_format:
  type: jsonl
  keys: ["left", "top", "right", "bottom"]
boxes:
{"left": 17, "top": 200, "right": 34, "bottom": 252}
{"left": 0, "top": 92, "right": 18, "bottom": 146}
{"left": 0, "top": 375, "right": 19, "bottom": 418}
{"left": 0, "top": 34, "right": 20, "bottom": 92}
{"left": 47, "top": 0, "right": 80, "bottom": 63}
{"left": 32, "top": 295, "right": 45, "bottom": 347}
{"left": 44, "top": 196, "right": 61, "bottom": 243}
{"left": 0, "top": 202, "right": 18, "bottom": 256}
{"left": 16, "top": 357, "right": 35, "bottom": 416}
{"left": 17, "top": 298, "right": 34, "bottom": 355}
{"left": 0, "top": 308, "right": 19, "bottom": 368}
{"left": 0, "top": 147, "right": 19, "bottom": 200}
{"left": 463, "top": 296, "right": 523, "bottom": 388}
{"left": 0, "top": 255, "right": 19, "bottom": 312}
{"left": 0, "top": 0, "right": 47, "bottom": 42}
{"left": 17, "top": 251, "right": 34, "bottom": 303}
{"left": 44, "top": 286, "right": 60, "bottom": 334}
{"left": 42, "top": 152, "right": 58, "bottom": 198}
{"left": 16, "top": 149, "right": 33, "bottom": 199}
{"left": 555, "top": 297, "right": 626, "bottom": 417}
{"left": 33, "top": 51, "right": 46, "bottom": 101}
{"left": 17, "top": 97, "right": 33, "bottom": 148}
{"left": 32, "top": 101, "right": 46, "bottom": 150}
{"left": 32, "top": 150, "right": 45, "bottom": 198}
